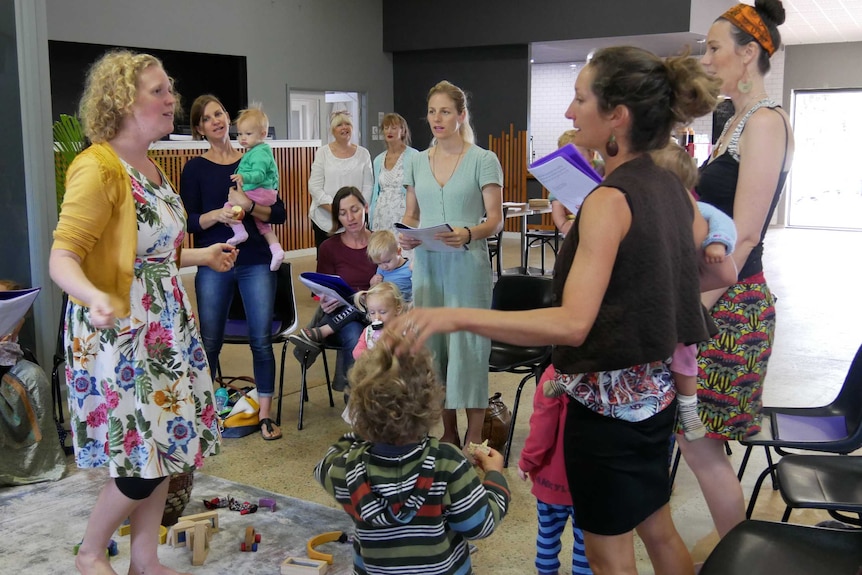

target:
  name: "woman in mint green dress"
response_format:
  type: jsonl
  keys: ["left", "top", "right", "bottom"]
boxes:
{"left": 401, "top": 81, "right": 503, "bottom": 451}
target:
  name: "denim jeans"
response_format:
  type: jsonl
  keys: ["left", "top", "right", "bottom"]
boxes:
{"left": 307, "top": 306, "right": 365, "bottom": 392}
{"left": 326, "top": 315, "right": 365, "bottom": 392}
{"left": 195, "top": 264, "right": 277, "bottom": 396}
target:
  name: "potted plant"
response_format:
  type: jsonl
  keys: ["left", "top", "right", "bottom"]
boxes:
{"left": 52, "top": 114, "right": 86, "bottom": 213}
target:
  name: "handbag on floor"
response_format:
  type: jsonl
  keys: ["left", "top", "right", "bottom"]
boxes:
{"left": 216, "top": 377, "right": 260, "bottom": 438}
{"left": 482, "top": 392, "right": 512, "bottom": 452}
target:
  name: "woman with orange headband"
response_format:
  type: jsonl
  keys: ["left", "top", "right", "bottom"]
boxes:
{"left": 677, "top": 0, "right": 795, "bottom": 540}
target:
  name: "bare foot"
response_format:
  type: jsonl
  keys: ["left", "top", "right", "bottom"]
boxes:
{"left": 128, "top": 561, "right": 191, "bottom": 575}
{"left": 75, "top": 551, "right": 118, "bottom": 575}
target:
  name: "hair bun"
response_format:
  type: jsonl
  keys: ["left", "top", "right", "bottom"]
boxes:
{"left": 756, "top": 0, "right": 786, "bottom": 26}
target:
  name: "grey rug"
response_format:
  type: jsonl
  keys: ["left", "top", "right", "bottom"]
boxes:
{"left": 0, "top": 469, "right": 355, "bottom": 574}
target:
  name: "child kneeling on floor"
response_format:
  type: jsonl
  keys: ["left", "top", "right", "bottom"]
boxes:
{"left": 314, "top": 339, "right": 510, "bottom": 574}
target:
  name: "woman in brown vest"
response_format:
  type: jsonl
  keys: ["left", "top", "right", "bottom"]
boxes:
{"left": 393, "top": 47, "right": 720, "bottom": 574}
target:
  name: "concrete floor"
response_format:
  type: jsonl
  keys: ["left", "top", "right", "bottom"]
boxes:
{"left": 188, "top": 226, "right": 862, "bottom": 574}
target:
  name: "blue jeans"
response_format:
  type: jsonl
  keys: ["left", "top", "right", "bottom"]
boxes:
{"left": 195, "top": 265, "right": 277, "bottom": 396}
{"left": 309, "top": 306, "right": 365, "bottom": 392}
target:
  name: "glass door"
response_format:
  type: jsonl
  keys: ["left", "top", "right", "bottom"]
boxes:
{"left": 288, "top": 89, "right": 365, "bottom": 145}
{"left": 789, "top": 89, "right": 862, "bottom": 230}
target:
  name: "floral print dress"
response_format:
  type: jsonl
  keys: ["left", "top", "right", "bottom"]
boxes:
{"left": 65, "top": 161, "right": 220, "bottom": 478}
{"left": 372, "top": 153, "right": 406, "bottom": 234}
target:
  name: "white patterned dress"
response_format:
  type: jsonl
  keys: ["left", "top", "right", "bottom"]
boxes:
{"left": 64, "top": 161, "right": 220, "bottom": 478}
{"left": 372, "top": 153, "right": 407, "bottom": 234}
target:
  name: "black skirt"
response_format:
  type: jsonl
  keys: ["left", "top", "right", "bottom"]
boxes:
{"left": 563, "top": 396, "right": 676, "bottom": 535}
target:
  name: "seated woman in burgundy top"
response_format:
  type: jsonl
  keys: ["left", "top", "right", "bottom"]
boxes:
{"left": 290, "top": 186, "right": 376, "bottom": 393}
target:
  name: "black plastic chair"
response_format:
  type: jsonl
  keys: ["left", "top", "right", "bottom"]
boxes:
{"left": 524, "top": 227, "right": 559, "bottom": 275}
{"left": 486, "top": 206, "right": 507, "bottom": 278}
{"left": 699, "top": 520, "right": 862, "bottom": 575}
{"left": 774, "top": 454, "right": 862, "bottom": 525}
{"left": 220, "top": 263, "right": 300, "bottom": 427}
{"left": 739, "top": 341, "right": 862, "bottom": 517}
{"left": 50, "top": 293, "right": 72, "bottom": 454}
{"left": 294, "top": 339, "right": 337, "bottom": 431}
{"left": 50, "top": 293, "right": 68, "bottom": 423}
{"left": 488, "top": 274, "right": 554, "bottom": 467}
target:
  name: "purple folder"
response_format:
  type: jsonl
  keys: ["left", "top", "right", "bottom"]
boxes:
{"left": 772, "top": 413, "right": 848, "bottom": 442}
{"left": 529, "top": 143, "right": 602, "bottom": 183}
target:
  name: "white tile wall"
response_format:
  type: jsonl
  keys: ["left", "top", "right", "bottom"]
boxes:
{"left": 529, "top": 49, "right": 785, "bottom": 158}
{"left": 529, "top": 62, "right": 584, "bottom": 161}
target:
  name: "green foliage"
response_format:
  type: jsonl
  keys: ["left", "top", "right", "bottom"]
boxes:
{"left": 52, "top": 114, "right": 85, "bottom": 212}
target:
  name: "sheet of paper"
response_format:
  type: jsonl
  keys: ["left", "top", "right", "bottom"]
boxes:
{"left": 394, "top": 222, "right": 467, "bottom": 252}
{"left": 0, "top": 287, "right": 41, "bottom": 338}
{"left": 298, "top": 273, "right": 354, "bottom": 307}
{"left": 528, "top": 156, "right": 601, "bottom": 214}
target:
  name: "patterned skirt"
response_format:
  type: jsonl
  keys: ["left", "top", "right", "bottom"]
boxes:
{"left": 697, "top": 272, "right": 776, "bottom": 440}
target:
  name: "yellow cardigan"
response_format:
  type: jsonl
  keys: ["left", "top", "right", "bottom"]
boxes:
{"left": 53, "top": 142, "right": 149, "bottom": 318}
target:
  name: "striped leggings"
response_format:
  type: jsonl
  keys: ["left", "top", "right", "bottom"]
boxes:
{"left": 536, "top": 500, "right": 592, "bottom": 575}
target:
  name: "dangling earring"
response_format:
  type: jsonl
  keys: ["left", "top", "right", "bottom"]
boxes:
{"left": 605, "top": 133, "right": 619, "bottom": 157}
{"left": 738, "top": 71, "right": 753, "bottom": 94}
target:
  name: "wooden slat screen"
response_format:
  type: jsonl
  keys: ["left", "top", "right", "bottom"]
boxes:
{"left": 57, "top": 145, "right": 318, "bottom": 252}
{"left": 488, "top": 124, "right": 528, "bottom": 232}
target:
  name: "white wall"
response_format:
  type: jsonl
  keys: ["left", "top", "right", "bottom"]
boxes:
{"left": 529, "top": 62, "right": 583, "bottom": 161}
{"left": 45, "top": 0, "right": 393, "bottom": 154}
{"left": 530, "top": 49, "right": 786, "bottom": 158}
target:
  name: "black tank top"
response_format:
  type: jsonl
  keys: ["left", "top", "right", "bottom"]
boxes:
{"left": 696, "top": 101, "right": 790, "bottom": 280}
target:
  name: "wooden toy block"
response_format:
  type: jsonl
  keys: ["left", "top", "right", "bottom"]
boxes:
{"left": 168, "top": 520, "right": 196, "bottom": 548}
{"left": 191, "top": 521, "right": 211, "bottom": 566}
{"left": 259, "top": 497, "right": 277, "bottom": 512}
{"left": 177, "top": 510, "right": 219, "bottom": 532}
{"left": 240, "top": 525, "right": 262, "bottom": 552}
{"left": 281, "top": 556, "right": 329, "bottom": 575}
{"left": 307, "top": 531, "right": 345, "bottom": 565}
{"left": 119, "top": 520, "right": 164, "bottom": 543}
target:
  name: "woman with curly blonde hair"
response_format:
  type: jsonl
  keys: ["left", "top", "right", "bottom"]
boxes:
{"left": 50, "top": 50, "right": 235, "bottom": 575}
{"left": 315, "top": 341, "right": 510, "bottom": 574}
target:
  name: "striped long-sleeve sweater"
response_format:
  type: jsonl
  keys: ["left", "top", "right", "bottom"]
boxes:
{"left": 314, "top": 433, "right": 510, "bottom": 575}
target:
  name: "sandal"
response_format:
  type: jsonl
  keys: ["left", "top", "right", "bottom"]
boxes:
{"left": 259, "top": 418, "right": 282, "bottom": 441}
{"left": 298, "top": 327, "right": 325, "bottom": 345}
{"left": 289, "top": 327, "right": 324, "bottom": 354}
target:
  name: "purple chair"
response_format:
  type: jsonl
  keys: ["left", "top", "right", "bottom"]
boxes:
{"left": 740, "top": 341, "right": 862, "bottom": 518}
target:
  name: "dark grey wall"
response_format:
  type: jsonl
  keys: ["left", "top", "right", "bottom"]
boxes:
{"left": 383, "top": 0, "right": 693, "bottom": 51}
{"left": 784, "top": 42, "right": 862, "bottom": 105}
{"left": 393, "top": 45, "right": 529, "bottom": 150}
{"left": 46, "top": 0, "right": 393, "bottom": 149}
{"left": 1, "top": 0, "right": 36, "bottom": 350}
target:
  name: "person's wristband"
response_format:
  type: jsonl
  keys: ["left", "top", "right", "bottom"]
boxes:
{"left": 464, "top": 227, "right": 472, "bottom": 245}
{"left": 248, "top": 200, "right": 256, "bottom": 213}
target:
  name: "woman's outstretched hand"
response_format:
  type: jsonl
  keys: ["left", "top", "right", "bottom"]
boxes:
{"left": 385, "top": 307, "right": 458, "bottom": 354}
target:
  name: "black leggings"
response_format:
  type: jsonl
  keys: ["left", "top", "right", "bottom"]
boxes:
{"left": 115, "top": 476, "right": 167, "bottom": 500}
